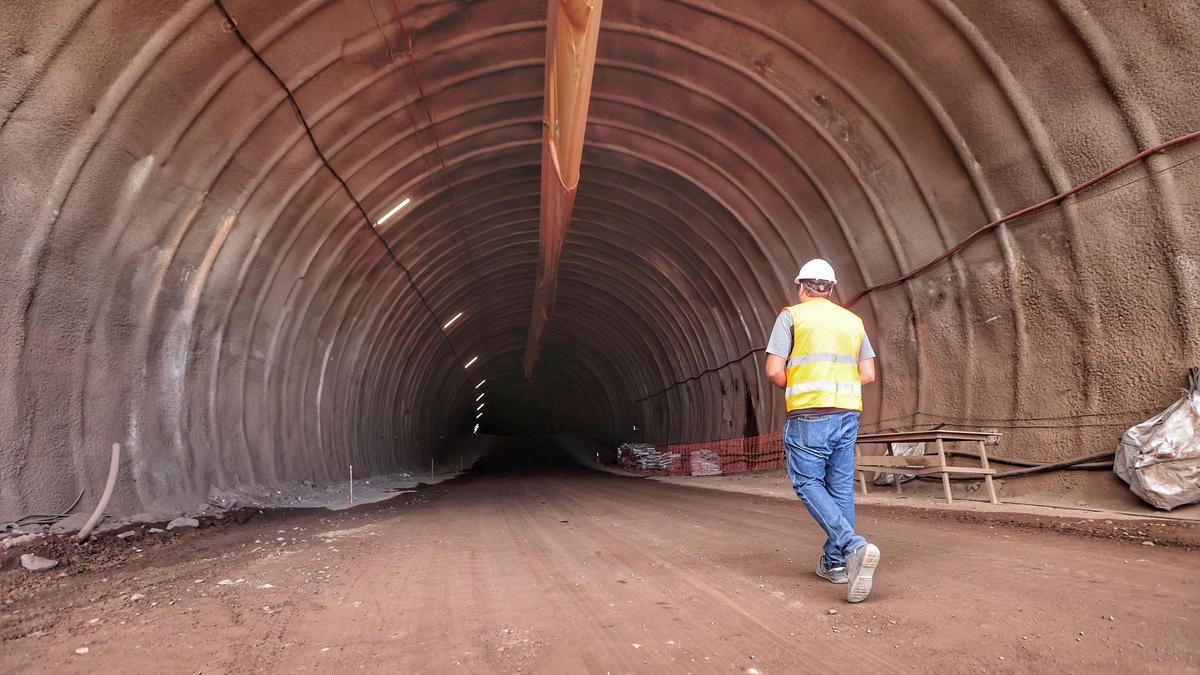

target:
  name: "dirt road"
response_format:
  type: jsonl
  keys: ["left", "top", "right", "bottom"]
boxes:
{"left": 2, "top": 448, "right": 1197, "bottom": 673}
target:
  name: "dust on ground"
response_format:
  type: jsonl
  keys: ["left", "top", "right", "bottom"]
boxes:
{"left": 1, "top": 463, "right": 1196, "bottom": 673}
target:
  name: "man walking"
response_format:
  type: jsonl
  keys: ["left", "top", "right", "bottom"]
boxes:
{"left": 764, "top": 259, "right": 881, "bottom": 603}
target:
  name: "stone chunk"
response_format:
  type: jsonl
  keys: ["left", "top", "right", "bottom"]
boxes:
{"left": 20, "top": 554, "right": 59, "bottom": 571}
{"left": 2, "top": 533, "right": 44, "bottom": 550}
{"left": 166, "top": 517, "right": 199, "bottom": 530}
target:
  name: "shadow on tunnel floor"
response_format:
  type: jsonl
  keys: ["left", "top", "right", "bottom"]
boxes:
{"left": 466, "top": 435, "right": 590, "bottom": 476}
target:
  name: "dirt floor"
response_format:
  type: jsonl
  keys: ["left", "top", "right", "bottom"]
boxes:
{"left": 1, "top": 446, "right": 1197, "bottom": 673}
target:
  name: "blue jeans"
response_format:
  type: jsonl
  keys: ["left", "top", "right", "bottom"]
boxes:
{"left": 784, "top": 411, "right": 866, "bottom": 568}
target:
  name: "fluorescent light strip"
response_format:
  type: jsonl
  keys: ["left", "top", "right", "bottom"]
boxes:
{"left": 476, "top": 412, "right": 483, "bottom": 419}
{"left": 464, "top": 356, "right": 479, "bottom": 369}
{"left": 475, "top": 380, "right": 486, "bottom": 389}
{"left": 477, "top": 403, "right": 485, "bottom": 411}
{"left": 475, "top": 393, "right": 485, "bottom": 402}
{"left": 442, "top": 312, "right": 463, "bottom": 330}
{"left": 376, "top": 197, "right": 411, "bottom": 226}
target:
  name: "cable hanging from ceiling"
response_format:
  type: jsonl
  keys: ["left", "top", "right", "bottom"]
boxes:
{"left": 212, "top": 0, "right": 466, "bottom": 362}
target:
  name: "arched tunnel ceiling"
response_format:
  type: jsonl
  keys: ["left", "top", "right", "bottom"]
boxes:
{"left": 1, "top": 0, "right": 1197, "bottom": 518}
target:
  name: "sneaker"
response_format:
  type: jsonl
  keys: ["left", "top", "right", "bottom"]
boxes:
{"left": 845, "top": 543, "right": 881, "bottom": 603}
{"left": 815, "top": 561, "right": 849, "bottom": 584}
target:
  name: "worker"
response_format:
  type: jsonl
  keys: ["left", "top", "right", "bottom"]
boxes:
{"left": 764, "top": 258, "right": 881, "bottom": 603}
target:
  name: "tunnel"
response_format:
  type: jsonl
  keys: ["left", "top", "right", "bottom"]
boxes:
{"left": 1, "top": 0, "right": 1197, "bottom": 521}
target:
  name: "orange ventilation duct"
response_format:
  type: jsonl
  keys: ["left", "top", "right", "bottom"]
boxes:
{"left": 523, "top": 0, "right": 604, "bottom": 379}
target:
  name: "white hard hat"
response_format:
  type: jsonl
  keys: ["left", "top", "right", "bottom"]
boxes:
{"left": 794, "top": 258, "right": 837, "bottom": 284}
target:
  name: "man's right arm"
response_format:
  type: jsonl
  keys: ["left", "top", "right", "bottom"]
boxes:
{"left": 858, "top": 358, "right": 876, "bottom": 385}
{"left": 858, "top": 331, "right": 877, "bottom": 385}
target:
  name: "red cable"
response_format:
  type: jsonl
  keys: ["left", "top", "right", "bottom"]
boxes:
{"left": 638, "top": 128, "right": 1200, "bottom": 402}
{"left": 384, "top": 0, "right": 481, "bottom": 281}
{"left": 846, "top": 128, "right": 1200, "bottom": 307}
{"left": 388, "top": 0, "right": 450, "bottom": 174}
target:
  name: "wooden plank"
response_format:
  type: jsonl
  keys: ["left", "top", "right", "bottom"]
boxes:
{"left": 854, "top": 465, "right": 995, "bottom": 476}
{"left": 856, "top": 444, "right": 869, "bottom": 496}
{"left": 979, "top": 440, "right": 1000, "bottom": 504}
{"left": 854, "top": 456, "right": 943, "bottom": 468}
{"left": 892, "top": 466, "right": 996, "bottom": 476}
{"left": 935, "top": 438, "right": 953, "bottom": 503}
{"left": 856, "top": 430, "right": 1001, "bottom": 444}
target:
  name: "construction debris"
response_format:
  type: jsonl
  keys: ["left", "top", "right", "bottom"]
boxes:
{"left": 690, "top": 450, "right": 722, "bottom": 476}
{"left": 617, "top": 444, "right": 677, "bottom": 471}
{"left": 166, "top": 517, "right": 199, "bottom": 530}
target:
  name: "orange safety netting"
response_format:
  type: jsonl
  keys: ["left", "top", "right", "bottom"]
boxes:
{"left": 523, "top": 0, "right": 604, "bottom": 379}
{"left": 657, "top": 433, "right": 787, "bottom": 476}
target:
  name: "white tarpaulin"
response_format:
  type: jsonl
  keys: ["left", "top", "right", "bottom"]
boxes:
{"left": 873, "top": 442, "right": 925, "bottom": 486}
{"left": 1114, "top": 367, "right": 1200, "bottom": 511}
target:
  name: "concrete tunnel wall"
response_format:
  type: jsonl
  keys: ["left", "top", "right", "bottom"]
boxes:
{"left": 1, "top": 0, "right": 1198, "bottom": 519}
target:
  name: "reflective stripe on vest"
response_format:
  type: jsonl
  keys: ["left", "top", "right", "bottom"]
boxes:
{"left": 784, "top": 299, "right": 865, "bottom": 412}
{"left": 785, "top": 381, "right": 863, "bottom": 397}
{"left": 786, "top": 353, "right": 859, "bottom": 368}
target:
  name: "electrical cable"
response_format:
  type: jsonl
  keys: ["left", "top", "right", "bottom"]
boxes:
{"left": 845, "top": 129, "right": 1200, "bottom": 307}
{"left": 0, "top": 491, "right": 85, "bottom": 531}
{"left": 909, "top": 451, "right": 1114, "bottom": 482}
{"left": 212, "top": 0, "right": 465, "bottom": 362}
{"left": 375, "top": 0, "right": 483, "bottom": 278}
{"left": 637, "top": 129, "right": 1200, "bottom": 402}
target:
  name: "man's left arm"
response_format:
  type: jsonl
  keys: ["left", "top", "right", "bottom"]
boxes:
{"left": 764, "top": 311, "right": 792, "bottom": 390}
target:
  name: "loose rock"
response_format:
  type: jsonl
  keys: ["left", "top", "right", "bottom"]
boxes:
{"left": 20, "top": 553, "right": 58, "bottom": 571}
{"left": 117, "top": 531, "right": 137, "bottom": 540}
{"left": 167, "top": 517, "right": 200, "bottom": 530}
{"left": 75, "top": 647, "right": 89, "bottom": 656}
{"left": 2, "top": 533, "right": 45, "bottom": 550}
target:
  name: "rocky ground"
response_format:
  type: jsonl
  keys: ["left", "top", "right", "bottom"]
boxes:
{"left": 1, "top": 446, "right": 1196, "bottom": 673}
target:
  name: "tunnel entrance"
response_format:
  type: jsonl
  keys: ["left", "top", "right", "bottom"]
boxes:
{"left": 0, "top": 0, "right": 1196, "bottom": 523}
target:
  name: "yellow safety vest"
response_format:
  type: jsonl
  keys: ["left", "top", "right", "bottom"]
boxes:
{"left": 784, "top": 299, "right": 865, "bottom": 412}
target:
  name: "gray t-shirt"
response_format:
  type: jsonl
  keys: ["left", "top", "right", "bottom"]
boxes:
{"left": 765, "top": 310, "right": 876, "bottom": 361}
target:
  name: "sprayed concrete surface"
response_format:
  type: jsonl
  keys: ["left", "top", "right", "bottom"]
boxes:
{"left": 2, "top": 460, "right": 1196, "bottom": 673}
{"left": 2, "top": 1, "right": 1199, "bottom": 521}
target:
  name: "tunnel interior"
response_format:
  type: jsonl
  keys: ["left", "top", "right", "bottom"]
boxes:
{"left": 1, "top": 0, "right": 1197, "bottom": 519}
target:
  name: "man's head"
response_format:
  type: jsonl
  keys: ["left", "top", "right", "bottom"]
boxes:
{"left": 794, "top": 258, "right": 837, "bottom": 301}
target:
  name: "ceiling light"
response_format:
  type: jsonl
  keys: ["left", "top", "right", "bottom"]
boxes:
{"left": 475, "top": 380, "right": 486, "bottom": 389}
{"left": 464, "top": 356, "right": 478, "bottom": 369}
{"left": 475, "top": 393, "right": 484, "bottom": 401}
{"left": 473, "top": 424, "right": 479, "bottom": 434}
{"left": 442, "top": 312, "right": 463, "bottom": 330}
{"left": 477, "top": 403, "right": 485, "bottom": 411}
{"left": 376, "top": 197, "right": 411, "bottom": 226}
{"left": 476, "top": 412, "right": 483, "bottom": 419}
